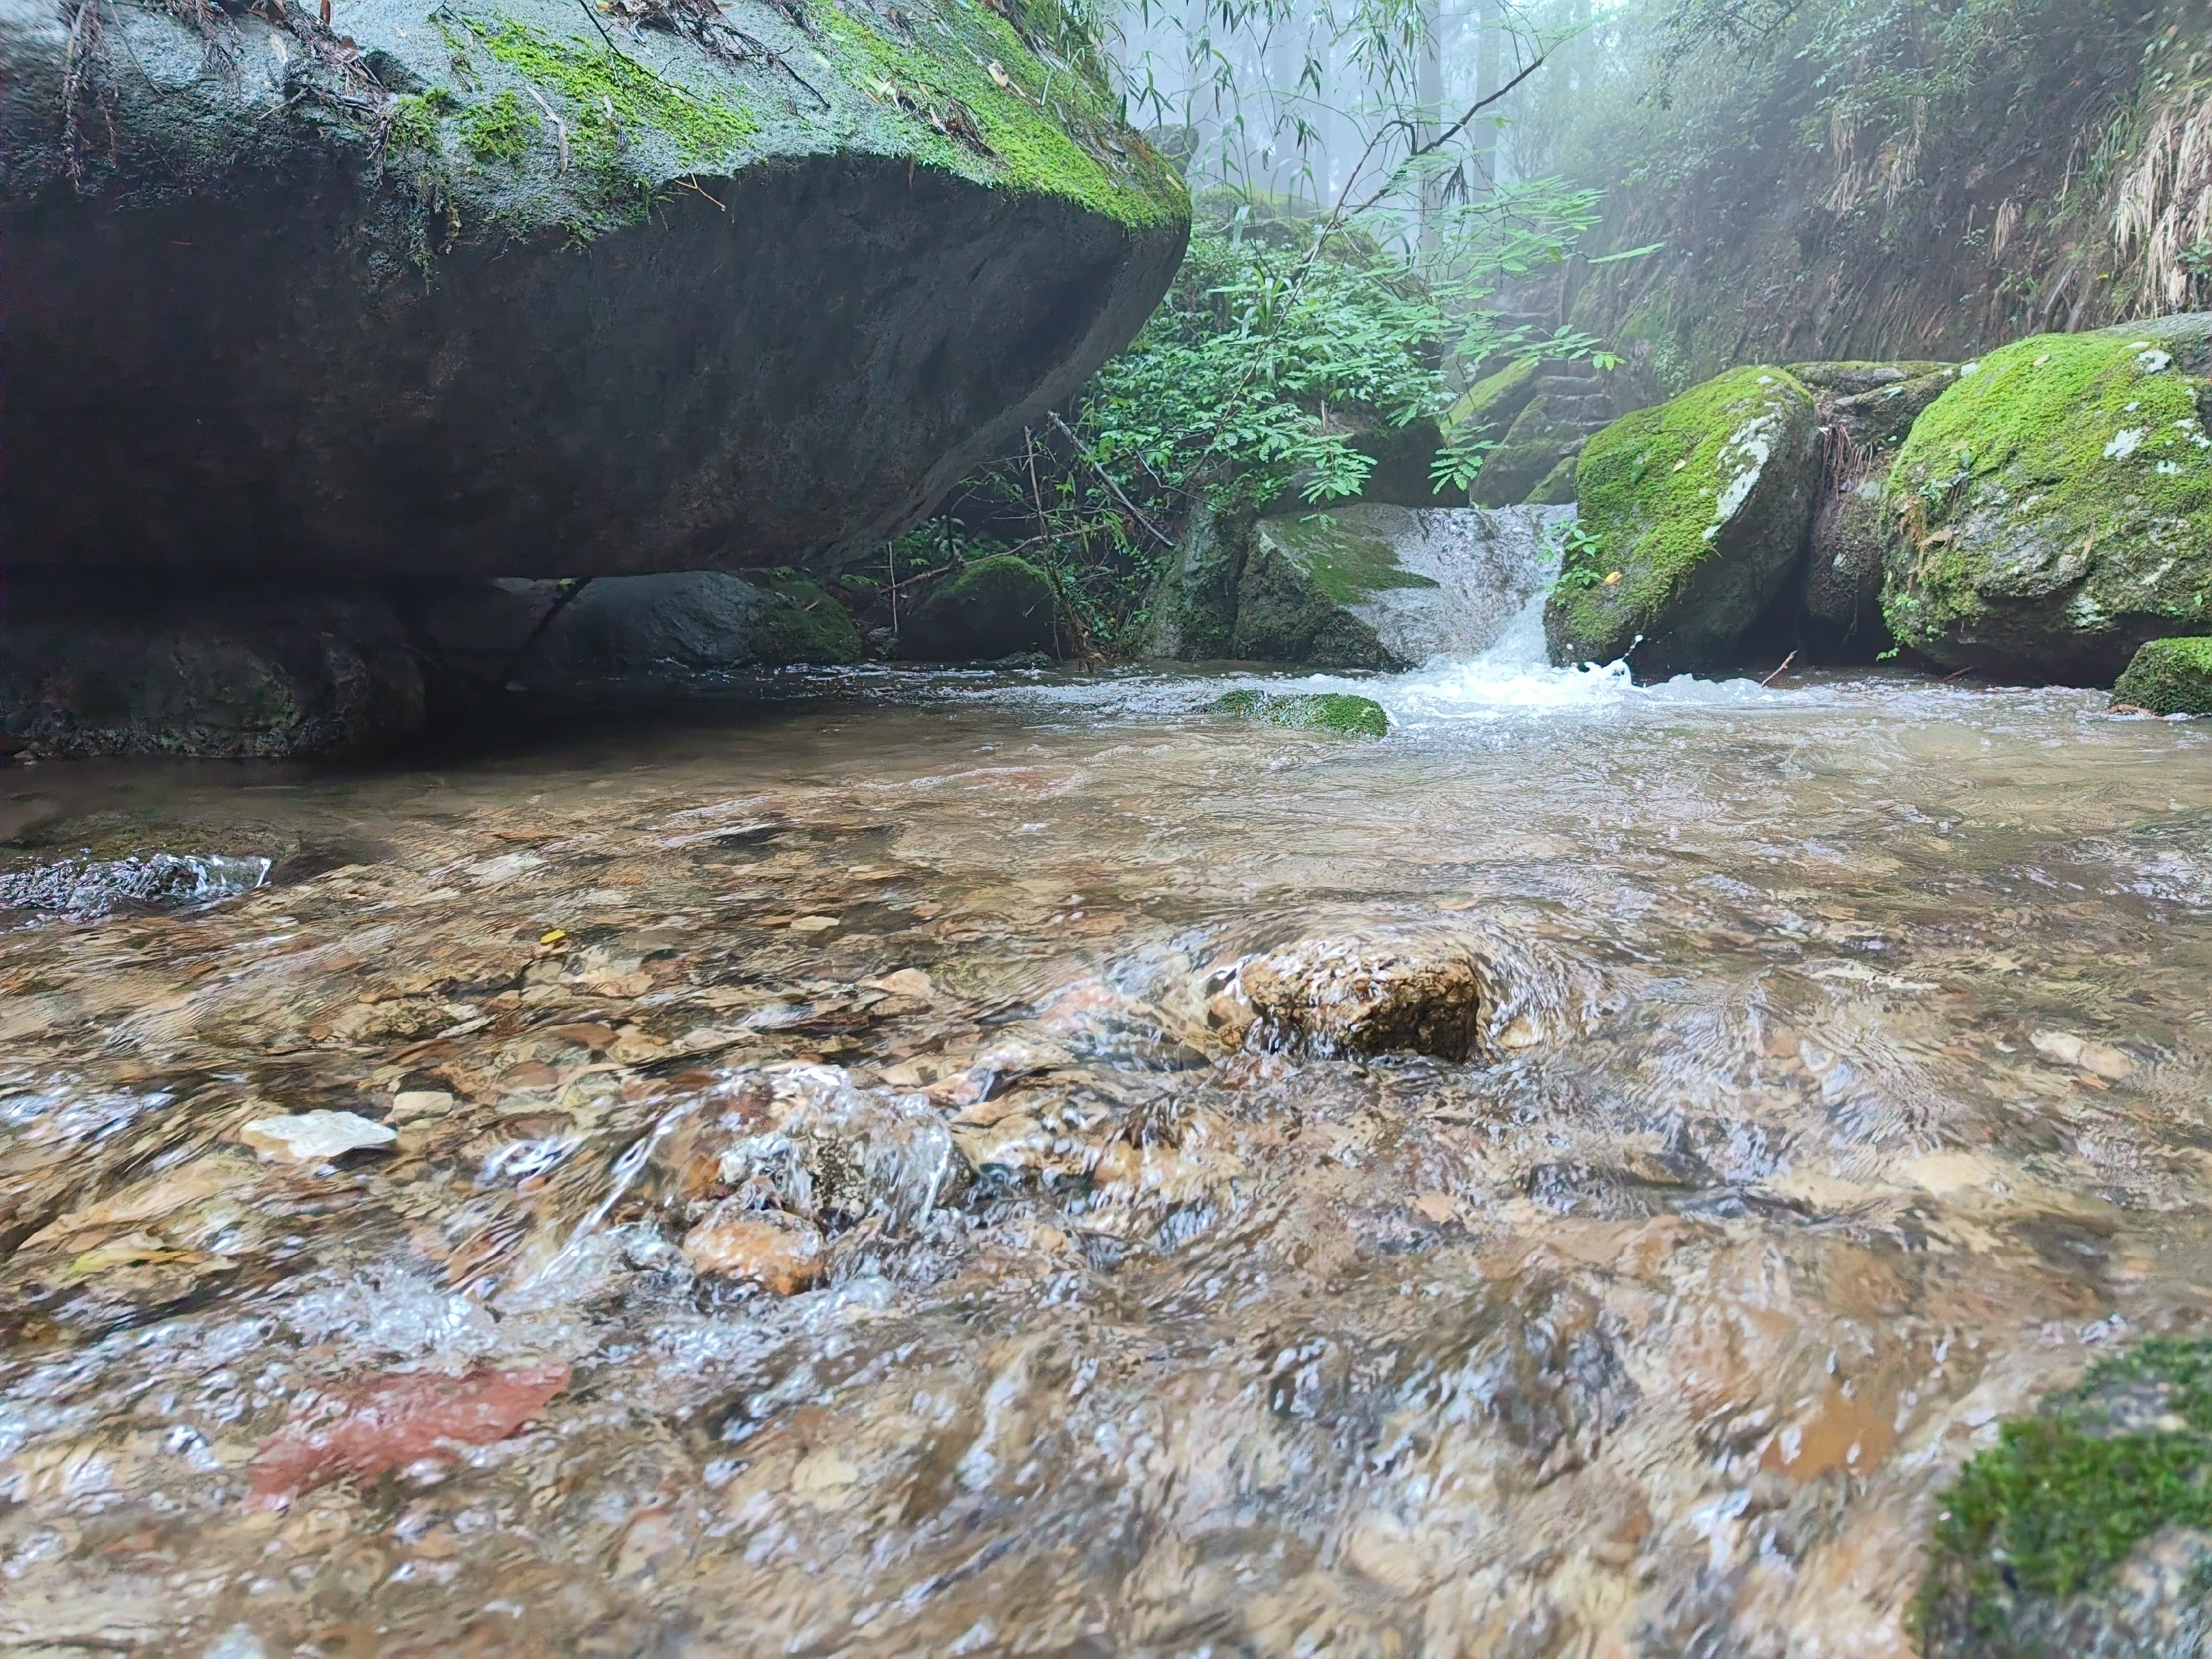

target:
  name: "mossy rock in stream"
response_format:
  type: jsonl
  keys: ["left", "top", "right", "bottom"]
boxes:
{"left": 1882, "top": 318, "right": 2212, "bottom": 679}
{"left": 1916, "top": 1337, "right": 2212, "bottom": 1657}
{"left": 2113, "top": 636, "right": 2212, "bottom": 714}
{"left": 1545, "top": 366, "right": 1820, "bottom": 676}
{"left": 1214, "top": 690, "right": 1389, "bottom": 738}
{"left": 898, "top": 555, "right": 1060, "bottom": 661}
{"left": 0, "top": 0, "right": 1188, "bottom": 584}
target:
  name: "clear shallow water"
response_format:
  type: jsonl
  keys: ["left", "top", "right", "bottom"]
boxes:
{"left": 1, "top": 626, "right": 2210, "bottom": 1655}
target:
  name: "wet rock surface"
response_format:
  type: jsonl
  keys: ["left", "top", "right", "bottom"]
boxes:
{"left": 0, "top": 675, "right": 2207, "bottom": 1652}
{"left": 1240, "top": 930, "right": 1496, "bottom": 1057}
{"left": 1547, "top": 365, "right": 1821, "bottom": 676}
{"left": 1142, "top": 501, "right": 1567, "bottom": 667}
{"left": 0, "top": 584, "right": 426, "bottom": 759}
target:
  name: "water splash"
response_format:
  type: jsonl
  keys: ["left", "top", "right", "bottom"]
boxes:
{"left": 0, "top": 852, "right": 272, "bottom": 918}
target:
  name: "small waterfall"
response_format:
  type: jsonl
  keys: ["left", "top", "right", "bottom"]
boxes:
{"left": 1324, "top": 502, "right": 1575, "bottom": 665}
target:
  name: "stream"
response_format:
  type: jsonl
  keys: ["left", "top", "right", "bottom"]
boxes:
{"left": 3, "top": 601, "right": 2211, "bottom": 1655}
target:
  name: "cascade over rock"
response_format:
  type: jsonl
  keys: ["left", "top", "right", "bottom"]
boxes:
{"left": 1882, "top": 315, "right": 2212, "bottom": 677}
{"left": 0, "top": 0, "right": 1188, "bottom": 583}
{"left": 1141, "top": 502, "right": 1569, "bottom": 669}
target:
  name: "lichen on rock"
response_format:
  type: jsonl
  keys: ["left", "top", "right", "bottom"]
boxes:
{"left": 1882, "top": 320, "right": 2212, "bottom": 677}
{"left": 1544, "top": 365, "right": 1820, "bottom": 676}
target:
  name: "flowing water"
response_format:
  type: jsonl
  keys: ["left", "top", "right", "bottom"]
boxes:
{"left": 3, "top": 602, "right": 2212, "bottom": 1656}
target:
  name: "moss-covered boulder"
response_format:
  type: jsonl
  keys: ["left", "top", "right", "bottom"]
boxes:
{"left": 1882, "top": 321, "right": 2212, "bottom": 677}
{"left": 899, "top": 554, "right": 1059, "bottom": 661}
{"left": 1545, "top": 366, "right": 1821, "bottom": 676}
{"left": 2113, "top": 636, "right": 2212, "bottom": 713}
{"left": 2, "top": 0, "right": 1187, "bottom": 584}
{"left": 1214, "top": 689, "right": 1388, "bottom": 737}
{"left": 1916, "top": 1337, "right": 2212, "bottom": 1657}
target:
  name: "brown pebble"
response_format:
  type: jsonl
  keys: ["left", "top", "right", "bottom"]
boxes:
{"left": 681, "top": 1207, "right": 824, "bottom": 1295}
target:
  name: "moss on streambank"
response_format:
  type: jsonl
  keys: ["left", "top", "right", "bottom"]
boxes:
{"left": 1882, "top": 327, "right": 2212, "bottom": 673}
{"left": 1916, "top": 1337, "right": 2212, "bottom": 1652}
{"left": 1215, "top": 689, "right": 1389, "bottom": 737}
{"left": 2114, "top": 635, "right": 2212, "bottom": 713}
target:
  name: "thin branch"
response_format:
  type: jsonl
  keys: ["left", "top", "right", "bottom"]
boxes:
{"left": 1046, "top": 410, "right": 1175, "bottom": 547}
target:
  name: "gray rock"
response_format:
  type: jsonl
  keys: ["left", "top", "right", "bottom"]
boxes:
{"left": 520, "top": 572, "right": 861, "bottom": 677}
{"left": 0, "top": 585, "right": 424, "bottom": 758}
{"left": 897, "top": 555, "right": 1060, "bottom": 662}
{"left": 2, "top": 0, "right": 1188, "bottom": 585}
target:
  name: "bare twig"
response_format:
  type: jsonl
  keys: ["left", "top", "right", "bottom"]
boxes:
{"left": 1045, "top": 410, "right": 1174, "bottom": 548}
{"left": 1759, "top": 649, "right": 1797, "bottom": 687}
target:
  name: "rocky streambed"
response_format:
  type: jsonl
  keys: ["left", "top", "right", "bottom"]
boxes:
{"left": 2, "top": 654, "right": 2210, "bottom": 1654}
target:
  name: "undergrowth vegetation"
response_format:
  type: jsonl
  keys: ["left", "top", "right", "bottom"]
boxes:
{"left": 881, "top": 184, "right": 1613, "bottom": 653}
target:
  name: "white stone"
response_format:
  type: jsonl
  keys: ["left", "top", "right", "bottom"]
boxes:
{"left": 239, "top": 1110, "right": 397, "bottom": 1161}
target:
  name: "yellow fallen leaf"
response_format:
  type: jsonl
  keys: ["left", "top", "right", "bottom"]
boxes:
{"left": 539, "top": 928, "right": 567, "bottom": 945}
{"left": 987, "top": 59, "right": 1011, "bottom": 87}
{"left": 1604, "top": 571, "right": 1623, "bottom": 585}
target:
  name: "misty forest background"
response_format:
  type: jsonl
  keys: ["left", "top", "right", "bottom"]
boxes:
{"left": 874, "top": 0, "right": 2212, "bottom": 653}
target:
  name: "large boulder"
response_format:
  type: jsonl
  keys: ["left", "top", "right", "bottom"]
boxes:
{"left": 898, "top": 554, "right": 1060, "bottom": 661}
{"left": 2113, "top": 636, "right": 2212, "bottom": 714}
{"left": 1882, "top": 318, "right": 2212, "bottom": 677}
{"left": 1545, "top": 366, "right": 1821, "bottom": 676}
{"left": 1, "top": 0, "right": 1188, "bottom": 583}
{"left": 1141, "top": 501, "right": 1569, "bottom": 668}
{"left": 0, "top": 583, "right": 423, "bottom": 758}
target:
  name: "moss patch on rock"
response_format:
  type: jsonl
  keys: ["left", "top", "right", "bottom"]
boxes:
{"left": 1215, "top": 689, "right": 1389, "bottom": 737}
{"left": 1545, "top": 365, "right": 1820, "bottom": 676}
{"left": 900, "top": 554, "right": 1061, "bottom": 661}
{"left": 1882, "top": 325, "right": 2212, "bottom": 676}
{"left": 2113, "top": 635, "right": 2212, "bottom": 713}
{"left": 1917, "top": 1336, "right": 2212, "bottom": 1654}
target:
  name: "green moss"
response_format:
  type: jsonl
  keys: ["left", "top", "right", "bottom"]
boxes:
{"left": 472, "top": 20, "right": 756, "bottom": 164}
{"left": 459, "top": 90, "right": 538, "bottom": 163}
{"left": 1261, "top": 515, "right": 1439, "bottom": 605}
{"left": 1916, "top": 1337, "right": 2212, "bottom": 1646}
{"left": 385, "top": 88, "right": 460, "bottom": 153}
{"left": 1215, "top": 689, "right": 1389, "bottom": 738}
{"left": 814, "top": 0, "right": 1185, "bottom": 228}
{"left": 1546, "top": 365, "right": 1815, "bottom": 666}
{"left": 901, "top": 554, "right": 1061, "bottom": 660}
{"left": 1444, "top": 357, "right": 1541, "bottom": 440}
{"left": 2113, "top": 635, "right": 2212, "bottom": 713}
{"left": 1882, "top": 329, "right": 2212, "bottom": 666}
{"left": 755, "top": 577, "right": 864, "bottom": 664}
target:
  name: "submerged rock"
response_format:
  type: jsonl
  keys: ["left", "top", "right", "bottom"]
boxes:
{"left": 2113, "top": 636, "right": 2212, "bottom": 714}
{"left": 1214, "top": 690, "right": 1389, "bottom": 738}
{"left": 898, "top": 555, "right": 1061, "bottom": 662}
{"left": 1141, "top": 502, "right": 1568, "bottom": 668}
{"left": 239, "top": 1111, "right": 398, "bottom": 1162}
{"left": 1882, "top": 318, "right": 2212, "bottom": 677}
{"left": 1546, "top": 366, "right": 1820, "bottom": 676}
{"left": 681, "top": 1204, "right": 825, "bottom": 1293}
{"left": 1240, "top": 931, "right": 1497, "bottom": 1059}
{"left": 3, "top": 0, "right": 1187, "bottom": 584}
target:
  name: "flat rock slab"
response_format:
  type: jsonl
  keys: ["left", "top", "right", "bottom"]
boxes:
{"left": 239, "top": 1111, "right": 398, "bottom": 1162}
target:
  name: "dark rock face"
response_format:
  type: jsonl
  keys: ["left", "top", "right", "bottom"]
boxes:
{"left": 0, "top": 585, "right": 424, "bottom": 759}
{"left": 1797, "top": 364, "right": 1958, "bottom": 654}
{"left": 898, "top": 555, "right": 1059, "bottom": 661}
{"left": 1, "top": 0, "right": 1188, "bottom": 583}
{"left": 520, "top": 573, "right": 862, "bottom": 677}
